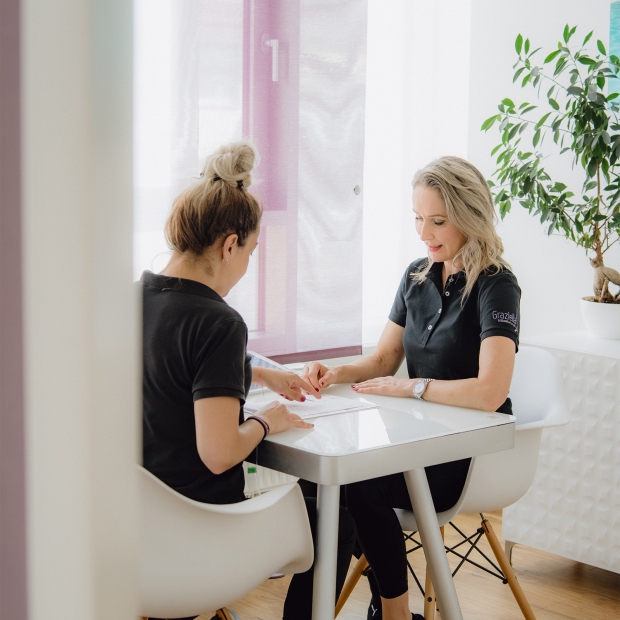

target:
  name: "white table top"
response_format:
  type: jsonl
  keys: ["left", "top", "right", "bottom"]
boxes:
{"left": 254, "top": 384, "right": 515, "bottom": 485}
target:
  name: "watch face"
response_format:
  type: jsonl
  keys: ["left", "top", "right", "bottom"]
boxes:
{"left": 414, "top": 381, "right": 425, "bottom": 396}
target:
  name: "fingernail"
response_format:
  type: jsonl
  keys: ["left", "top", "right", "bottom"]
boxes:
{"left": 319, "top": 381, "right": 324, "bottom": 386}
{"left": 301, "top": 396, "right": 306, "bottom": 402}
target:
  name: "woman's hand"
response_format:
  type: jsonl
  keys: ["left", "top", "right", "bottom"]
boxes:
{"left": 257, "top": 367, "right": 321, "bottom": 401}
{"left": 302, "top": 362, "right": 339, "bottom": 390}
{"left": 351, "top": 376, "right": 414, "bottom": 398}
{"left": 255, "top": 400, "right": 314, "bottom": 434}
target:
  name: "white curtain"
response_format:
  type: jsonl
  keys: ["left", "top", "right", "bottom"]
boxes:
{"left": 134, "top": 0, "right": 366, "bottom": 360}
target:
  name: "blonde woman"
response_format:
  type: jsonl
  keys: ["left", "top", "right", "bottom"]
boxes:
{"left": 303, "top": 156, "right": 521, "bottom": 620}
{"left": 142, "top": 142, "right": 356, "bottom": 620}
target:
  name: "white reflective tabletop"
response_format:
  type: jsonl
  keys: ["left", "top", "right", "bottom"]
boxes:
{"left": 254, "top": 384, "right": 515, "bottom": 485}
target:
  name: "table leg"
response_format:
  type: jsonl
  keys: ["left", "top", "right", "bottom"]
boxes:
{"left": 403, "top": 468, "right": 463, "bottom": 620}
{"left": 312, "top": 484, "right": 340, "bottom": 620}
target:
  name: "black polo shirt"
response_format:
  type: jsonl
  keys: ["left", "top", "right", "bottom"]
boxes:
{"left": 141, "top": 271, "right": 252, "bottom": 505}
{"left": 389, "top": 259, "right": 521, "bottom": 414}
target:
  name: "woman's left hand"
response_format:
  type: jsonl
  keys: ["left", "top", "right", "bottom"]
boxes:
{"left": 351, "top": 376, "right": 414, "bottom": 398}
{"left": 257, "top": 367, "right": 321, "bottom": 402}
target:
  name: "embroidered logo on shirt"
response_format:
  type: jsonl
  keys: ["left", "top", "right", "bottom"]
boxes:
{"left": 492, "top": 310, "right": 518, "bottom": 332}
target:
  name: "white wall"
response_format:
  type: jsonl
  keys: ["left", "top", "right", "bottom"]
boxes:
{"left": 363, "top": 0, "right": 472, "bottom": 345}
{"left": 468, "top": 0, "right": 620, "bottom": 338}
{"left": 22, "top": 1, "right": 139, "bottom": 618}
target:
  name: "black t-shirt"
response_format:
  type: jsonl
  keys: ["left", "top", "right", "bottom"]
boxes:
{"left": 389, "top": 259, "right": 521, "bottom": 414}
{"left": 141, "top": 271, "right": 252, "bottom": 504}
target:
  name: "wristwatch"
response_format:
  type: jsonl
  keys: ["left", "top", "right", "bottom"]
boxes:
{"left": 412, "top": 378, "right": 434, "bottom": 400}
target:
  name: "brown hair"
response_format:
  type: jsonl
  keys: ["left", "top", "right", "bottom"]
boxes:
{"left": 411, "top": 155, "right": 510, "bottom": 300}
{"left": 165, "top": 141, "right": 262, "bottom": 255}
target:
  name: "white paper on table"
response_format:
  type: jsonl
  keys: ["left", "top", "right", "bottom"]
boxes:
{"left": 244, "top": 392, "right": 376, "bottom": 420}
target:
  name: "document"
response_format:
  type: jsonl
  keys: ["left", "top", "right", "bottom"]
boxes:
{"left": 244, "top": 392, "right": 376, "bottom": 420}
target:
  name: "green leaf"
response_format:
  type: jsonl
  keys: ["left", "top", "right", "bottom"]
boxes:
{"left": 525, "top": 38, "right": 530, "bottom": 55}
{"left": 577, "top": 56, "right": 595, "bottom": 65}
{"left": 567, "top": 85, "right": 582, "bottom": 96}
{"left": 481, "top": 114, "right": 501, "bottom": 131}
{"left": 597, "top": 39, "right": 607, "bottom": 56}
{"left": 490, "top": 144, "right": 503, "bottom": 156}
{"left": 535, "top": 112, "right": 552, "bottom": 129}
{"left": 544, "top": 50, "right": 561, "bottom": 64}
{"left": 522, "top": 73, "right": 532, "bottom": 87}
{"left": 516, "top": 34, "right": 523, "bottom": 55}
{"left": 587, "top": 157, "right": 598, "bottom": 177}
{"left": 549, "top": 98, "right": 560, "bottom": 110}
{"left": 563, "top": 24, "right": 570, "bottom": 44}
{"left": 608, "top": 92, "right": 619, "bottom": 100}
{"left": 597, "top": 76, "right": 605, "bottom": 89}
{"left": 508, "top": 124, "right": 520, "bottom": 140}
{"left": 513, "top": 67, "right": 526, "bottom": 83}
{"left": 502, "top": 98, "right": 516, "bottom": 108}
{"left": 583, "top": 31, "right": 594, "bottom": 45}
{"left": 533, "top": 128, "right": 541, "bottom": 147}
{"left": 522, "top": 105, "right": 537, "bottom": 114}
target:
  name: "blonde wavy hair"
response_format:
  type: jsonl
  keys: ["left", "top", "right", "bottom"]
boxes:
{"left": 411, "top": 156, "right": 510, "bottom": 299}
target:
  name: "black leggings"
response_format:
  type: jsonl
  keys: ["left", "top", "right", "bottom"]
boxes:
{"left": 158, "top": 493, "right": 356, "bottom": 620}
{"left": 345, "top": 459, "right": 470, "bottom": 600}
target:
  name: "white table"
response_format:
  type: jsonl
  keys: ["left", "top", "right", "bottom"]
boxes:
{"left": 253, "top": 384, "right": 515, "bottom": 620}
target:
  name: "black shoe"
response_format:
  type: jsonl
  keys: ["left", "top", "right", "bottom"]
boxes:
{"left": 367, "top": 600, "right": 381, "bottom": 618}
{"left": 365, "top": 567, "right": 382, "bottom": 619}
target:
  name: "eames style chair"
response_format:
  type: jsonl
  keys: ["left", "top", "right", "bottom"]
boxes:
{"left": 137, "top": 466, "right": 314, "bottom": 620}
{"left": 336, "top": 345, "right": 569, "bottom": 620}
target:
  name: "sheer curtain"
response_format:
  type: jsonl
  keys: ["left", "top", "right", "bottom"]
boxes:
{"left": 134, "top": 0, "right": 367, "bottom": 361}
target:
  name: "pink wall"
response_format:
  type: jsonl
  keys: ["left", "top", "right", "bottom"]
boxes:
{"left": 0, "top": 0, "right": 29, "bottom": 616}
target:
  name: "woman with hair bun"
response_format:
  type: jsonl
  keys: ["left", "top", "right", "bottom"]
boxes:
{"left": 304, "top": 156, "right": 521, "bottom": 620}
{"left": 141, "top": 141, "right": 355, "bottom": 620}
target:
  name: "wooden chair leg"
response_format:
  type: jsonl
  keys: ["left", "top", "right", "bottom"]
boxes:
{"left": 216, "top": 609, "right": 234, "bottom": 620}
{"left": 481, "top": 517, "right": 536, "bottom": 620}
{"left": 423, "top": 525, "right": 443, "bottom": 619}
{"left": 423, "top": 562, "right": 436, "bottom": 620}
{"left": 335, "top": 554, "right": 369, "bottom": 617}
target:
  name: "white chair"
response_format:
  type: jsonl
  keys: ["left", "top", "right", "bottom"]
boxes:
{"left": 138, "top": 466, "right": 314, "bottom": 620}
{"left": 336, "top": 345, "right": 569, "bottom": 620}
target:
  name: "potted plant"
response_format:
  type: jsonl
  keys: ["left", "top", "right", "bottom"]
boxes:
{"left": 482, "top": 25, "right": 620, "bottom": 339}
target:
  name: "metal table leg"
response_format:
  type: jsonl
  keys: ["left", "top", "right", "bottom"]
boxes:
{"left": 404, "top": 468, "right": 463, "bottom": 620}
{"left": 312, "top": 484, "right": 340, "bottom": 620}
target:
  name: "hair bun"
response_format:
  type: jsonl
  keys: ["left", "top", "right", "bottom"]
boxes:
{"left": 203, "top": 141, "right": 257, "bottom": 189}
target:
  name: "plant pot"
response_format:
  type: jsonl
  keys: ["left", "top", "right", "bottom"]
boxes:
{"left": 580, "top": 298, "right": 620, "bottom": 340}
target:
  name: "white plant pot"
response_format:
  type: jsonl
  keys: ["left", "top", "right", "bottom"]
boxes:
{"left": 580, "top": 298, "right": 620, "bottom": 340}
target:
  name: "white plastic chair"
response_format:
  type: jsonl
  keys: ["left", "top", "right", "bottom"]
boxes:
{"left": 336, "top": 345, "right": 569, "bottom": 620}
{"left": 138, "top": 466, "right": 314, "bottom": 620}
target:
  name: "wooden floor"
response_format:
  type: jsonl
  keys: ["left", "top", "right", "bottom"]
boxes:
{"left": 198, "top": 511, "right": 620, "bottom": 620}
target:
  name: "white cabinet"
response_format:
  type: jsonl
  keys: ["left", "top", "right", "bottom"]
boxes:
{"left": 503, "top": 332, "right": 620, "bottom": 573}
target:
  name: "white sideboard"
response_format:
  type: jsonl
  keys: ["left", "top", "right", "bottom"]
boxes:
{"left": 503, "top": 332, "right": 620, "bottom": 573}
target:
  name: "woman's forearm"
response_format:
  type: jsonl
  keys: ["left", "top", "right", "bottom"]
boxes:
{"left": 333, "top": 352, "right": 400, "bottom": 384}
{"left": 421, "top": 377, "right": 507, "bottom": 412}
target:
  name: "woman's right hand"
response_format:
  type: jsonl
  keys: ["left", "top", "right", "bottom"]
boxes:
{"left": 255, "top": 401, "right": 314, "bottom": 434}
{"left": 302, "top": 362, "right": 339, "bottom": 390}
